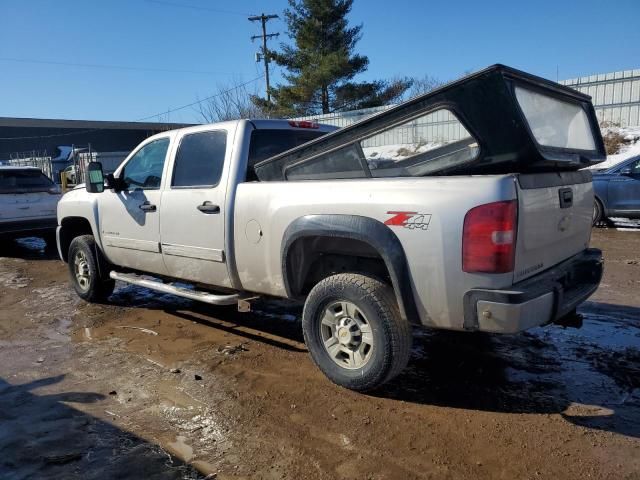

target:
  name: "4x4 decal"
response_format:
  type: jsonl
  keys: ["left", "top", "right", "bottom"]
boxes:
{"left": 384, "top": 211, "right": 432, "bottom": 230}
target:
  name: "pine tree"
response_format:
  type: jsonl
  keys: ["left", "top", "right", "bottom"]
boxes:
{"left": 253, "top": 0, "right": 411, "bottom": 117}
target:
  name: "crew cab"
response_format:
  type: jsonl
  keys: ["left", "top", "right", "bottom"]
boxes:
{"left": 0, "top": 166, "right": 61, "bottom": 247}
{"left": 57, "top": 65, "right": 604, "bottom": 391}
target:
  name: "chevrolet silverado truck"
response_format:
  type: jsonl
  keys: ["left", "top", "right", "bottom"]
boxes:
{"left": 57, "top": 65, "right": 604, "bottom": 391}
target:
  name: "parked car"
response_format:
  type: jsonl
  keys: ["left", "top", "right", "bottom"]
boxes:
{"left": 57, "top": 65, "right": 604, "bottom": 391}
{"left": 0, "top": 166, "right": 61, "bottom": 247}
{"left": 592, "top": 155, "right": 640, "bottom": 224}
{"left": 62, "top": 165, "right": 77, "bottom": 184}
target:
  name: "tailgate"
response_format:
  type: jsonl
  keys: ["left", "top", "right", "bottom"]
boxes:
{"left": 513, "top": 171, "right": 593, "bottom": 282}
{"left": 0, "top": 193, "right": 58, "bottom": 221}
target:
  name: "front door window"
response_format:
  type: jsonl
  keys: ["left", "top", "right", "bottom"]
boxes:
{"left": 122, "top": 138, "right": 169, "bottom": 190}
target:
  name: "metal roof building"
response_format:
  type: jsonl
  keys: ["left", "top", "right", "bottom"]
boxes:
{"left": 0, "top": 117, "right": 193, "bottom": 160}
{"left": 560, "top": 69, "right": 640, "bottom": 127}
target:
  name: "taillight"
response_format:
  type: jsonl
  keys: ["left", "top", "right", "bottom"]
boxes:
{"left": 288, "top": 120, "right": 319, "bottom": 129}
{"left": 462, "top": 200, "right": 517, "bottom": 273}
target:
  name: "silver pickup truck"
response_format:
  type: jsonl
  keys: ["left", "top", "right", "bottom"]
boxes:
{"left": 57, "top": 65, "right": 604, "bottom": 391}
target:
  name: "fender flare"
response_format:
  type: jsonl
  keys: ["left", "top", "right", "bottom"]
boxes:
{"left": 281, "top": 214, "right": 419, "bottom": 324}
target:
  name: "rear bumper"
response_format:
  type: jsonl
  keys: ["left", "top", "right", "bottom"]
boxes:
{"left": 463, "top": 248, "right": 603, "bottom": 333}
{"left": 0, "top": 218, "right": 57, "bottom": 237}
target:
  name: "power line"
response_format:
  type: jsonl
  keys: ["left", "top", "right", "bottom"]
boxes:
{"left": 0, "top": 57, "right": 234, "bottom": 76}
{"left": 135, "top": 75, "right": 264, "bottom": 120}
{"left": 144, "top": 0, "right": 253, "bottom": 16}
{"left": 0, "top": 75, "right": 265, "bottom": 140}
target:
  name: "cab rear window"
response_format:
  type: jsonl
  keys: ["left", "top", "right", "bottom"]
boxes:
{"left": 0, "top": 170, "right": 53, "bottom": 193}
{"left": 246, "top": 129, "right": 327, "bottom": 181}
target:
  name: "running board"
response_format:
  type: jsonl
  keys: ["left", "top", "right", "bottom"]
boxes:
{"left": 109, "top": 271, "right": 241, "bottom": 306}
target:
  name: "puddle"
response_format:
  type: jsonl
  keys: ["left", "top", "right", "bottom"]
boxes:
{"left": 15, "top": 236, "right": 46, "bottom": 251}
{"left": 384, "top": 299, "right": 640, "bottom": 438}
{"left": 168, "top": 435, "right": 194, "bottom": 462}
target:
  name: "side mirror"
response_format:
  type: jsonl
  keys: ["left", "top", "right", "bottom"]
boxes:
{"left": 86, "top": 162, "right": 105, "bottom": 193}
{"left": 105, "top": 173, "right": 125, "bottom": 192}
{"left": 619, "top": 167, "right": 633, "bottom": 176}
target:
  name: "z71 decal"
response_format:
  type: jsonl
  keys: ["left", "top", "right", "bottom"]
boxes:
{"left": 384, "top": 211, "right": 432, "bottom": 231}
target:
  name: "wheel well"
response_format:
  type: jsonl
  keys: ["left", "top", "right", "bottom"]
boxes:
{"left": 285, "top": 236, "right": 391, "bottom": 298}
{"left": 59, "top": 217, "right": 94, "bottom": 262}
{"left": 282, "top": 215, "right": 421, "bottom": 325}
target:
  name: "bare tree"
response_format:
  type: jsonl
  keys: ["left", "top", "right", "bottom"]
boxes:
{"left": 196, "top": 79, "right": 267, "bottom": 123}
{"left": 404, "top": 74, "right": 444, "bottom": 100}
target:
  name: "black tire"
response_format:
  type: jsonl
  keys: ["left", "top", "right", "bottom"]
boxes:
{"left": 302, "top": 273, "right": 412, "bottom": 392}
{"left": 593, "top": 198, "right": 604, "bottom": 226}
{"left": 67, "top": 235, "right": 115, "bottom": 302}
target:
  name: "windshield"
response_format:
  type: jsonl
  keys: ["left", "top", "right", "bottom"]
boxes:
{"left": 0, "top": 169, "right": 54, "bottom": 193}
{"left": 246, "top": 129, "right": 327, "bottom": 181}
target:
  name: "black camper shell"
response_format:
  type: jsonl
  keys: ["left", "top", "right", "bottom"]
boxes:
{"left": 254, "top": 64, "right": 605, "bottom": 182}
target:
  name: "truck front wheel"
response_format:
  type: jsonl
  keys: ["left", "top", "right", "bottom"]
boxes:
{"left": 302, "top": 273, "right": 412, "bottom": 391}
{"left": 68, "top": 235, "right": 115, "bottom": 302}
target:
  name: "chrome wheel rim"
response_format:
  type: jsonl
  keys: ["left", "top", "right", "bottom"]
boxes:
{"left": 319, "top": 301, "right": 373, "bottom": 370}
{"left": 73, "top": 250, "right": 91, "bottom": 292}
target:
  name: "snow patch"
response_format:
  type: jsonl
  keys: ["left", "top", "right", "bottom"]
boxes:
{"left": 363, "top": 142, "right": 443, "bottom": 163}
{"left": 589, "top": 126, "right": 640, "bottom": 171}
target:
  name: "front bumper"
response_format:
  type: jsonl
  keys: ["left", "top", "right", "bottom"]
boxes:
{"left": 463, "top": 248, "right": 603, "bottom": 333}
{"left": 0, "top": 218, "right": 58, "bottom": 236}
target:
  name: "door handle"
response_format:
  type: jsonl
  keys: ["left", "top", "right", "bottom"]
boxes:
{"left": 197, "top": 201, "right": 220, "bottom": 214}
{"left": 139, "top": 202, "right": 157, "bottom": 212}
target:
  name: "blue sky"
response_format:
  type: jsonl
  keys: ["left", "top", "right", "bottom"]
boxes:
{"left": 1, "top": 0, "right": 638, "bottom": 123}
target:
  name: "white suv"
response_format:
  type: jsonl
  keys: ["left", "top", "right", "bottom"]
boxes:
{"left": 0, "top": 166, "right": 61, "bottom": 247}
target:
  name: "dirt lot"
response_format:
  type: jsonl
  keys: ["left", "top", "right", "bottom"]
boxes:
{"left": 0, "top": 228, "right": 639, "bottom": 479}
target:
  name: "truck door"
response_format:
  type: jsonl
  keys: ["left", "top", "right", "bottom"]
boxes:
{"left": 99, "top": 137, "right": 170, "bottom": 276}
{"left": 159, "top": 129, "right": 231, "bottom": 287}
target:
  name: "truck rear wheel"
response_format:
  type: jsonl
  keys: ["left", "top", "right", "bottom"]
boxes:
{"left": 302, "top": 273, "right": 412, "bottom": 391}
{"left": 68, "top": 235, "right": 115, "bottom": 302}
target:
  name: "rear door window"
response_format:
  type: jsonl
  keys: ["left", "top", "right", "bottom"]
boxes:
{"left": 171, "top": 130, "right": 227, "bottom": 188}
{"left": 0, "top": 169, "right": 53, "bottom": 193}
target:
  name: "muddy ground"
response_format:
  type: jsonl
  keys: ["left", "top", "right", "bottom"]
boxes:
{"left": 0, "top": 227, "right": 639, "bottom": 479}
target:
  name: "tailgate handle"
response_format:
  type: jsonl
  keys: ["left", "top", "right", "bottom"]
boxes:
{"left": 559, "top": 188, "right": 573, "bottom": 209}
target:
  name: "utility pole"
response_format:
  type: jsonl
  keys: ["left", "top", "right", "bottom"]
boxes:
{"left": 249, "top": 13, "right": 279, "bottom": 102}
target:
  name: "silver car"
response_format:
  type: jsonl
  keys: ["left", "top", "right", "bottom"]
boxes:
{"left": 0, "top": 166, "right": 61, "bottom": 247}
